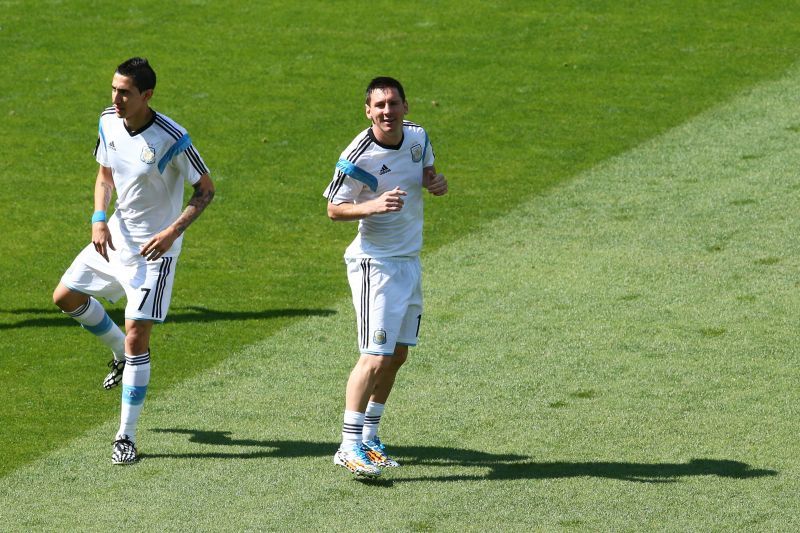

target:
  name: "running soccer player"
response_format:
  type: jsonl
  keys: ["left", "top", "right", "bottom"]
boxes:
{"left": 324, "top": 77, "right": 448, "bottom": 477}
{"left": 52, "top": 57, "right": 215, "bottom": 465}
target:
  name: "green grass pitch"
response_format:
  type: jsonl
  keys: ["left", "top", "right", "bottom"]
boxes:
{"left": 2, "top": 0, "right": 800, "bottom": 529}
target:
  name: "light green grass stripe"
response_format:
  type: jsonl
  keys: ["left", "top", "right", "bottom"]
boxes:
{"left": 3, "top": 66, "right": 800, "bottom": 530}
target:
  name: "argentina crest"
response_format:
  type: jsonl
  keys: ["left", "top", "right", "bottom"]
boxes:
{"left": 140, "top": 144, "right": 157, "bottom": 164}
{"left": 372, "top": 328, "right": 387, "bottom": 345}
{"left": 410, "top": 143, "right": 423, "bottom": 162}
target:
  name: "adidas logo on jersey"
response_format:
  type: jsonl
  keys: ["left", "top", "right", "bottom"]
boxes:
{"left": 379, "top": 164, "right": 391, "bottom": 175}
{"left": 109, "top": 141, "right": 117, "bottom": 151}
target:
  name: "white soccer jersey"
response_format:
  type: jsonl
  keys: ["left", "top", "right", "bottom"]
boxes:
{"left": 324, "top": 121, "right": 435, "bottom": 259}
{"left": 94, "top": 107, "right": 209, "bottom": 257}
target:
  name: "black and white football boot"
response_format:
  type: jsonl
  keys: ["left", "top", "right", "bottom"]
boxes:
{"left": 103, "top": 358, "right": 125, "bottom": 390}
{"left": 112, "top": 435, "right": 138, "bottom": 465}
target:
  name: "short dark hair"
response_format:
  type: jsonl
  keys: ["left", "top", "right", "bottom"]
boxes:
{"left": 116, "top": 57, "right": 157, "bottom": 93}
{"left": 365, "top": 77, "right": 405, "bottom": 105}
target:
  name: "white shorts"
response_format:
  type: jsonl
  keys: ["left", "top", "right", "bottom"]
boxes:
{"left": 60, "top": 243, "right": 178, "bottom": 322}
{"left": 346, "top": 257, "right": 423, "bottom": 356}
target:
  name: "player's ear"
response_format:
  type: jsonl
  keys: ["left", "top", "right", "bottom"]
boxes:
{"left": 365, "top": 103, "right": 372, "bottom": 121}
{"left": 142, "top": 88, "right": 154, "bottom": 103}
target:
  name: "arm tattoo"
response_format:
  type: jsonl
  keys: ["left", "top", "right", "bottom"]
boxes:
{"left": 173, "top": 184, "right": 215, "bottom": 235}
{"left": 101, "top": 182, "right": 114, "bottom": 210}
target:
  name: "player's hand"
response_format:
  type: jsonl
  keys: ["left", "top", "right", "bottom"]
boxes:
{"left": 92, "top": 222, "right": 115, "bottom": 262}
{"left": 140, "top": 227, "right": 180, "bottom": 261}
{"left": 423, "top": 173, "right": 448, "bottom": 196}
{"left": 371, "top": 186, "right": 407, "bottom": 214}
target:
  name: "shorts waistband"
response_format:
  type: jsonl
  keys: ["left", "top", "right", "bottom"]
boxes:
{"left": 345, "top": 256, "right": 419, "bottom": 264}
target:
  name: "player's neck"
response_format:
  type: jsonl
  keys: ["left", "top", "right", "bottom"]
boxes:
{"left": 370, "top": 126, "right": 403, "bottom": 147}
{"left": 124, "top": 107, "right": 154, "bottom": 133}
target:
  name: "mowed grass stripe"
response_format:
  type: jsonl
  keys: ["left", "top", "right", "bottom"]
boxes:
{"left": 3, "top": 61, "right": 800, "bottom": 533}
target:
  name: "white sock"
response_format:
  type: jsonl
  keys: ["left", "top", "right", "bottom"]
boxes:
{"left": 117, "top": 352, "right": 151, "bottom": 443}
{"left": 66, "top": 297, "right": 125, "bottom": 360}
{"left": 341, "top": 410, "right": 365, "bottom": 450}
{"left": 363, "top": 401, "right": 385, "bottom": 443}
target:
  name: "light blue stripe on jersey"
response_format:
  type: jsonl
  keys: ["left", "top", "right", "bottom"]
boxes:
{"left": 422, "top": 132, "right": 429, "bottom": 163}
{"left": 158, "top": 133, "right": 192, "bottom": 173}
{"left": 122, "top": 385, "right": 148, "bottom": 406}
{"left": 98, "top": 119, "right": 106, "bottom": 148}
{"left": 83, "top": 313, "right": 114, "bottom": 336}
{"left": 336, "top": 159, "right": 378, "bottom": 191}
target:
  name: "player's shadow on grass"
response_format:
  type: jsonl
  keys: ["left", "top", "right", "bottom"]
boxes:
{"left": 398, "top": 458, "right": 777, "bottom": 484}
{"left": 0, "top": 306, "right": 335, "bottom": 329}
{"left": 147, "top": 428, "right": 777, "bottom": 484}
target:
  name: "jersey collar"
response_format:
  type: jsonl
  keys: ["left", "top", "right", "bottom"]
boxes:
{"left": 368, "top": 128, "right": 404, "bottom": 150}
{"left": 123, "top": 110, "right": 156, "bottom": 137}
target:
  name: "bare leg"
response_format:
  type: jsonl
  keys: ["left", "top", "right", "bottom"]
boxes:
{"left": 53, "top": 282, "right": 89, "bottom": 312}
{"left": 344, "top": 345, "right": 408, "bottom": 412}
{"left": 369, "top": 345, "right": 408, "bottom": 405}
{"left": 124, "top": 318, "right": 153, "bottom": 355}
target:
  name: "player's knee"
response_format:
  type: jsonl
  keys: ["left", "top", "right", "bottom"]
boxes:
{"left": 356, "top": 354, "right": 385, "bottom": 376}
{"left": 52, "top": 285, "right": 86, "bottom": 312}
{"left": 378, "top": 351, "right": 406, "bottom": 373}
{"left": 52, "top": 288, "right": 64, "bottom": 308}
{"left": 125, "top": 322, "right": 153, "bottom": 355}
{"left": 125, "top": 336, "right": 150, "bottom": 355}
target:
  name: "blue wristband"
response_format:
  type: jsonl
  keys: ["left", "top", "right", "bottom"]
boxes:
{"left": 91, "top": 210, "right": 107, "bottom": 223}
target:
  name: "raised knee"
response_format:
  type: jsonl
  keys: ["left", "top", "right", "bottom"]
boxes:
{"left": 53, "top": 285, "right": 86, "bottom": 312}
{"left": 53, "top": 286, "right": 66, "bottom": 308}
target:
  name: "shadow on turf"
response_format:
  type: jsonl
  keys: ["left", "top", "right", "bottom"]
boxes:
{"left": 147, "top": 428, "right": 777, "bottom": 484}
{"left": 0, "top": 306, "right": 335, "bottom": 329}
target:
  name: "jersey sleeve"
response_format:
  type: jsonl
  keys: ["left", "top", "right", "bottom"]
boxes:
{"left": 324, "top": 131, "right": 375, "bottom": 203}
{"left": 323, "top": 164, "right": 366, "bottom": 204}
{"left": 94, "top": 116, "right": 110, "bottom": 167}
{"left": 164, "top": 136, "right": 209, "bottom": 185}
{"left": 423, "top": 131, "right": 435, "bottom": 168}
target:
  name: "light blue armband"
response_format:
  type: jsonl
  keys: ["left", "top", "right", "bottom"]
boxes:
{"left": 335, "top": 159, "right": 379, "bottom": 191}
{"left": 91, "top": 210, "right": 107, "bottom": 223}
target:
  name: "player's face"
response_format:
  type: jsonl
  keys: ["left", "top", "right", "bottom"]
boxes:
{"left": 111, "top": 73, "right": 151, "bottom": 125}
{"left": 366, "top": 87, "right": 408, "bottom": 144}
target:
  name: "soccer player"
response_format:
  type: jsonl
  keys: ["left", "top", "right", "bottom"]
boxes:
{"left": 52, "top": 57, "right": 215, "bottom": 465}
{"left": 324, "top": 77, "right": 448, "bottom": 477}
